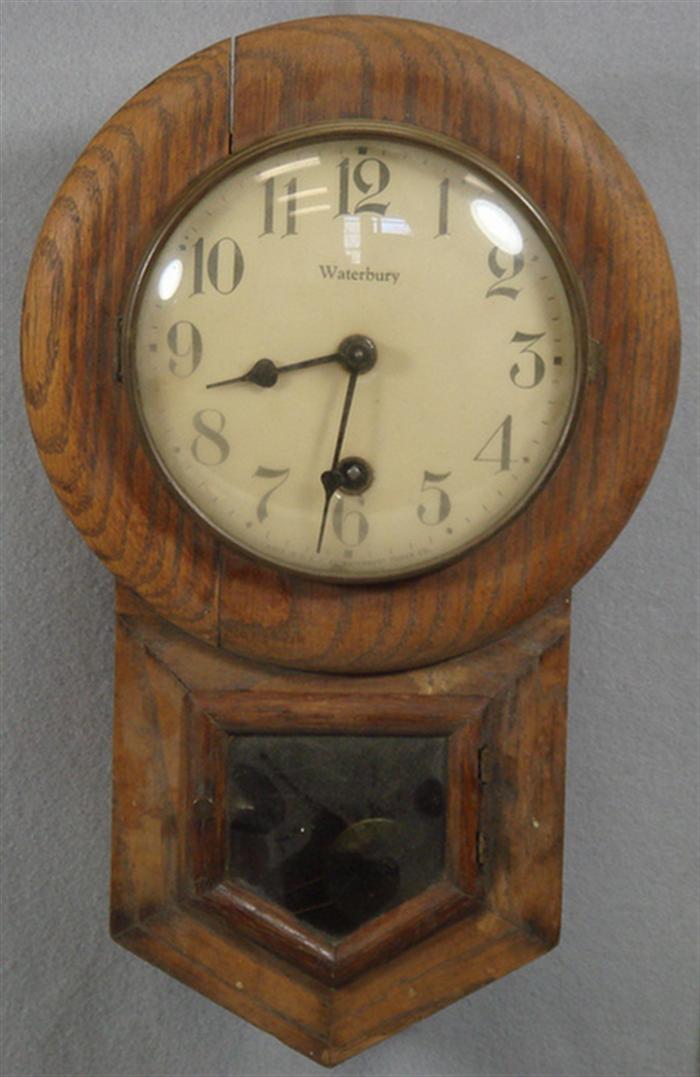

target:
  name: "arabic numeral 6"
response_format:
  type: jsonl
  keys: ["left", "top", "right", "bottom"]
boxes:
{"left": 332, "top": 496, "right": 369, "bottom": 546}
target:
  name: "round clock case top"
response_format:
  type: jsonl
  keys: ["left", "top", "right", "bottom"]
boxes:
{"left": 127, "top": 127, "right": 583, "bottom": 582}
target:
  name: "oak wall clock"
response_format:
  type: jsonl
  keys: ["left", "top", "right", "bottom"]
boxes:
{"left": 21, "top": 15, "right": 679, "bottom": 1067}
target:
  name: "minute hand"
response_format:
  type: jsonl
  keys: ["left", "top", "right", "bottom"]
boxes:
{"left": 316, "top": 370, "right": 359, "bottom": 555}
{"left": 206, "top": 352, "right": 341, "bottom": 390}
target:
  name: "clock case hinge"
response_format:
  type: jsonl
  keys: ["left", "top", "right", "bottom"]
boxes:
{"left": 476, "top": 746, "right": 492, "bottom": 865}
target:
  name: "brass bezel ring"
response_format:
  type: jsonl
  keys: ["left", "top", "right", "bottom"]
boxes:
{"left": 121, "top": 120, "right": 590, "bottom": 586}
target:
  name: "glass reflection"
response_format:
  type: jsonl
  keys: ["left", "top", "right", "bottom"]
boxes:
{"left": 343, "top": 216, "right": 362, "bottom": 264}
{"left": 470, "top": 198, "right": 523, "bottom": 255}
{"left": 288, "top": 203, "right": 332, "bottom": 219}
{"left": 374, "top": 217, "right": 412, "bottom": 236}
{"left": 278, "top": 186, "right": 327, "bottom": 203}
{"left": 256, "top": 155, "right": 321, "bottom": 182}
{"left": 463, "top": 171, "right": 494, "bottom": 194}
{"left": 157, "top": 258, "right": 183, "bottom": 301}
{"left": 227, "top": 735, "right": 447, "bottom": 939}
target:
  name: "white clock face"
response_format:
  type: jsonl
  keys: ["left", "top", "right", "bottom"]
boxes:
{"left": 128, "top": 128, "right": 583, "bottom": 581}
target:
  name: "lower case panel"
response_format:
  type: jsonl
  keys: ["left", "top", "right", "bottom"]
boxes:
{"left": 111, "top": 585, "right": 569, "bottom": 1066}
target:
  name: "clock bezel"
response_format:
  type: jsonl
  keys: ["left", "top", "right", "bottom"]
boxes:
{"left": 120, "top": 119, "right": 590, "bottom": 586}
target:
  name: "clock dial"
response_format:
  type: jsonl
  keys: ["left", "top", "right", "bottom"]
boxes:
{"left": 127, "top": 128, "right": 584, "bottom": 581}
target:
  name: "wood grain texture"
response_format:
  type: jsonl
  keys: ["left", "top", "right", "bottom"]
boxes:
{"left": 22, "top": 19, "right": 678, "bottom": 672}
{"left": 116, "top": 580, "right": 570, "bottom": 698}
{"left": 197, "top": 879, "right": 475, "bottom": 988}
{"left": 111, "top": 582, "right": 569, "bottom": 1063}
{"left": 219, "top": 15, "right": 680, "bottom": 671}
{"left": 21, "top": 40, "right": 231, "bottom": 642}
{"left": 23, "top": 20, "right": 661, "bottom": 1060}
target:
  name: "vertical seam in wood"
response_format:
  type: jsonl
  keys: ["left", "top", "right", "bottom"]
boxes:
{"left": 228, "top": 35, "right": 235, "bottom": 151}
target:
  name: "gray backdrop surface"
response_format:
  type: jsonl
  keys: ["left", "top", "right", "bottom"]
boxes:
{"left": 1, "top": 2, "right": 698, "bottom": 1076}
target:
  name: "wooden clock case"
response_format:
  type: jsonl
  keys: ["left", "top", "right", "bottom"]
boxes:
{"left": 21, "top": 16, "right": 679, "bottom": 1067}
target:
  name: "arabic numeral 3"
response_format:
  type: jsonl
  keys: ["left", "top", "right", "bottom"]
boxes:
{"left": 510, "top": 331, "right": 546, "bottom": 388}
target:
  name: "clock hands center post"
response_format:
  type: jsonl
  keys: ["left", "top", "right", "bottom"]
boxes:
{"left": 206, "top": 331, "right": 377, "bottom": 556}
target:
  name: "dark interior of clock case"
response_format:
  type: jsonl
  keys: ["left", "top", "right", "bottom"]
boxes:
{"left": 226, "top": 734, "right": 447, "bottom": 939}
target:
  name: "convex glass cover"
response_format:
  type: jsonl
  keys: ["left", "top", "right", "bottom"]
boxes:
{"left": 126, "top": 126, "right": 585, "bottom": 581}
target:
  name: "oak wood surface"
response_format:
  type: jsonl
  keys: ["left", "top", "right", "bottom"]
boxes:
{"left": 22, "top": 39, "right": 231, "bottom": 643}
{"left": 198, "top": 880, "right": 476, "bottom": 988}
{"left": 111, "top": 583, "right": 569, "bottom": 1063}
{"left": 222, "top": 15, "right": 679, "bottom": 670}
{"left": 21, "top": 17, "right": 671, "bottom": 1062}
{"left": 115, "top": 580, "right": 569, "bottom": 697}
{"left": 21, "top": 16, "right": 679, "bottom": 673}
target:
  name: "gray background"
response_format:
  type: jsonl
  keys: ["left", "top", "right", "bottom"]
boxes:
{"left": 1, "top": 2, "right": 698, "bottom": 1075}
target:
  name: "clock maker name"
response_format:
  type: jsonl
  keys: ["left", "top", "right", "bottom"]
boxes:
{"left": 319, "top": 264, "right": 400, "bottom": 285}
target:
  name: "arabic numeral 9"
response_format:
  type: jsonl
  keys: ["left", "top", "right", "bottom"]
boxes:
{"left": 166, "top": 321, "right": 202, "bottom": 377}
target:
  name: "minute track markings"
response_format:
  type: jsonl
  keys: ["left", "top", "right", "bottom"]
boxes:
{"left": 133, "top": 131, "right": 580, "bottom": 581}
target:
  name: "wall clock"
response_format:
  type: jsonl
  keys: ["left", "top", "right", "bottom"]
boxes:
{"left": 21, "top": 15, "right": 679, "bottom": 1067}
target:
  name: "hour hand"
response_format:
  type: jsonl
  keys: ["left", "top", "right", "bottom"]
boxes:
{"left": 206, "top": 352, "right": 340, "bottom": 390}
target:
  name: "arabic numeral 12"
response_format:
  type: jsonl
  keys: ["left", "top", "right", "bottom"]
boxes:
{"left": 337, "top": 155, "right": 390, "bottom": 216}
